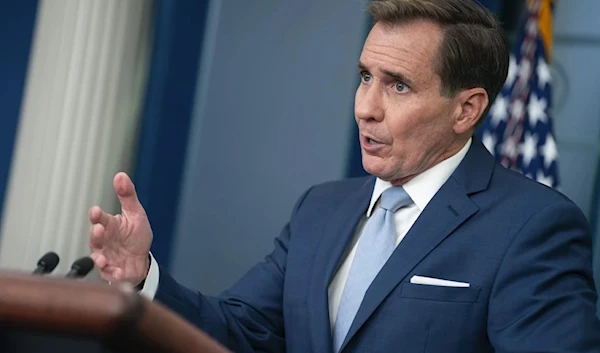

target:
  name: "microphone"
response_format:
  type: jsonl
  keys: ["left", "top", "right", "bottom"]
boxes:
{"left": 32, "top": 252, "right": 60, "bottom": 275}
{"left": 65, "top": 256, "right": 94, "bottom": 278}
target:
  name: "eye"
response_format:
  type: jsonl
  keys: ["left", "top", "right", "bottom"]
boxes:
{"left": 395, "top": 82, "right": 408, "bottom": 93}
{"left": 360, "top": 71, "right": 372, "bottom": 84}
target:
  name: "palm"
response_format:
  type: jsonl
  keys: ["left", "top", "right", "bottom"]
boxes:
{"left": 89, "top": 173, "right": 153, "bottom": 284}
{"left": 101, "top": 212, "right": 152, "bottom": 278}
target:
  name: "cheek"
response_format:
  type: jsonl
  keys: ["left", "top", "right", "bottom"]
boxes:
{"left": 385, "top": 111, "right": 426, "bottom": 143}
{"left": 386, "top": 108, "right": 451, "bottom": 151}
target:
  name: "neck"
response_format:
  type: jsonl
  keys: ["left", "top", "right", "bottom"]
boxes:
{"left": 389, "top": 136, "right": 471, "bottom": 186}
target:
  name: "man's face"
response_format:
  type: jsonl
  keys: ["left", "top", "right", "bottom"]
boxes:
{"left": 355, "top": 20, "right": 463, "bottom": 185}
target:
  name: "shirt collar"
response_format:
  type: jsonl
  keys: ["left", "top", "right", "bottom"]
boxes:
{"left": 366, "top": 138, "right": 472, "bottom": 216}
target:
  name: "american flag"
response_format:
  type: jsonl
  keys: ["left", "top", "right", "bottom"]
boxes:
{"left": 479, "top": 0, "right": 559, "bottom": 189}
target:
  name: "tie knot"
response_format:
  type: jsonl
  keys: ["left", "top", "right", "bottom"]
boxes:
{"left": 379, "top": 187, "right": 411, "bottom": 212}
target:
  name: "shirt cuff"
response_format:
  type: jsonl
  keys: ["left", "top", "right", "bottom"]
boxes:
{"left": 139, "top": 252, "right": 159, "bottom": 300}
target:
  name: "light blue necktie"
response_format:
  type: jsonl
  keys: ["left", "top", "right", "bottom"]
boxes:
{"left": 332, "top": 186, "right": 412, "bottom": 352}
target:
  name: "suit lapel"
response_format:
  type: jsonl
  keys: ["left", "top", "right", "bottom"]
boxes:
{"left": 338, "top": 138, "right": 495, "bottom": 352}
{"left": 308, "top": 177, "right": 375, "bottom": 353}
{"left": 339, "top": 177, "right": 478, "bottom": 351}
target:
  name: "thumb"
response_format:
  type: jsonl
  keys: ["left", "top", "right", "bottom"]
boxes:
{"left": 113, "top": 172, "right": 144, "bottom": 216}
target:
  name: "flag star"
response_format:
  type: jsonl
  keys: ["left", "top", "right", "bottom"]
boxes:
{"left": 541, "top": 135, "right": 558, "bottom": 168}
{"left": 502, "top": 138, "right": 519, "bottom": 160}
{"left": 482, "top": 131, "right": 496, "bottom": 156}
{"left": 527, "top": 93, "right": 548, "bottom": 127}
{"left": 490, "top": 95, "right": 509, "bottom": 127}
{"left": 536, "top": 170, "right": 554, "bottom": 187}
{"left": 537, "top": 58, "right": 551, "bottom": 89}
{"left": 520, "top": 132, "right": 538, "bottom": 168}
{"left": 518, "top": 59, "right": 532, "bottom": 81}
{"left": 511, "top": 99, "right": 525, "bottom": 119}
{"left": 505, "top": 55, "right": 518, "bottom": 87}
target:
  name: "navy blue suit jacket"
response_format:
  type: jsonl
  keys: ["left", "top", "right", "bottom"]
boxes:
{"left": 156, "top": 139, "right": 600, "bottom": 352}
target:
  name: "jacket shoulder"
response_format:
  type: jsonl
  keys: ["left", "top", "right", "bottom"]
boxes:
{"left": 308, "top": 176, "right": 373, "bottom": 199}
{"left": 289, "top": 176, "right": 373, "bottom": 218}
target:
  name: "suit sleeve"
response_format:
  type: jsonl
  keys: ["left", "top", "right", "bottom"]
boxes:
{"left": 488, "top": 200, "right": 600, "bottom": 353}
{"left": 153, "top": 186, "right": 313, "bottom": 353}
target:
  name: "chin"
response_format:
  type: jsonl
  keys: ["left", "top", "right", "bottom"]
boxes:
{"left": 362, "top": 156, "right": 407, "bottom": 182}
{"left": 362, "top": 158, "right": 392, "bottom": 180}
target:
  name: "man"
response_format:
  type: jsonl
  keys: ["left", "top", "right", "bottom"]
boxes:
{"left": 88, "top": 0, "right": 600, "bottom": 352}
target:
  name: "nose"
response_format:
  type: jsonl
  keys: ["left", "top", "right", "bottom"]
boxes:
{"left": 355, "top": 83, "right": 384, "bottom": 122}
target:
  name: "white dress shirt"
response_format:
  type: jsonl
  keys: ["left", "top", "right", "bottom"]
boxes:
{"left": 139, "top": 251, "right": 160, "bottom": 299}
{"left": 141, "top": 138, "right": 473, "bottom": 331}
{"left": 327, "top": 138, "right": 471, "bottom": 330}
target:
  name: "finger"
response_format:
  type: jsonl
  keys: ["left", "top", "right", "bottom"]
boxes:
{"left": 98, "top": 269, "right": 115, "bottom": 282}
{"left": 99, "top": 266, "right": 122, "bottom": 283}
{"left": 89, "top": 223, "right": 105, "bottom": 250}
{"left": 90, "top": 252, "right": 108, "bottom": 269}
{"left": 113, "top": 172, "right": 144, "bottom": 216}
{"left": 88, "top": 206, "right": 111, "bottom": 227}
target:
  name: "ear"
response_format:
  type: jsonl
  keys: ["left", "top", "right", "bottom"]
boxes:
{"left": 452, "top": 88, "right": 489, "bottom": 134}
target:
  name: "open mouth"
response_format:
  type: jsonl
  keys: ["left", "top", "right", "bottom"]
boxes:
{"left": 361, "top": 135, "right": 386, "bottom": 151}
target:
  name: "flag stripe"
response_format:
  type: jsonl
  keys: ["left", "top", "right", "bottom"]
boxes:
{"left": 479, "top": 0, "right": 559, "bottom": 189}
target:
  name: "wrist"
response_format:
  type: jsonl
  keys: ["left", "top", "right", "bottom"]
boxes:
{"left": 135, "top": 253, "right": 151, "bottom": 290}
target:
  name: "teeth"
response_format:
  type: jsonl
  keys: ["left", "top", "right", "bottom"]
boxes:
{"left": 369, "top": 138, "right": 378, "bottom": 144}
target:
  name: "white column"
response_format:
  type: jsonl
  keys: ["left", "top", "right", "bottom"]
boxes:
{"left": 0, "top": 0, "right": 154, "bottom": 276}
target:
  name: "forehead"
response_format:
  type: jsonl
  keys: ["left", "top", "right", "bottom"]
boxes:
{"left": 360, "top": 20, "right": 443, "bottom": 79}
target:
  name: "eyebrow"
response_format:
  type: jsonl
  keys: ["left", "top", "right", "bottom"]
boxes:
{"left": 357, "top": 60, "right": 415, "bottom": 88}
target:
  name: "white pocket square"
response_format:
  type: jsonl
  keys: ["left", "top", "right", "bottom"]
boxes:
{"left": 410, "top": 275, "right": 470, "bottom": 288}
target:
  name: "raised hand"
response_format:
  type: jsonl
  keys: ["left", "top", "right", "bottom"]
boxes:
{"left": 88, "top": 172, "right": 153, "bottom": 285}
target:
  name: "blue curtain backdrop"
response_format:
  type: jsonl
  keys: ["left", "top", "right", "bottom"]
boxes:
{"left": 593, "top": 153, "right": 600, "bottom": 238}
{"left": 593, "top": 164, "right": 600, "bottom": 251}
{"left": 0, "top": 2, "right": 39, "bottom": 231}
{"left": 345, "top": 0, "right": 502, "bottom": 178}
{"left": 133, "top": 0, "right": 210, "bottom": 268}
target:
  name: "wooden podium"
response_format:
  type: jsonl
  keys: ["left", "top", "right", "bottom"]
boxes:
{"left": 0, "top": 270, "right": 231, "bottom": 353}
